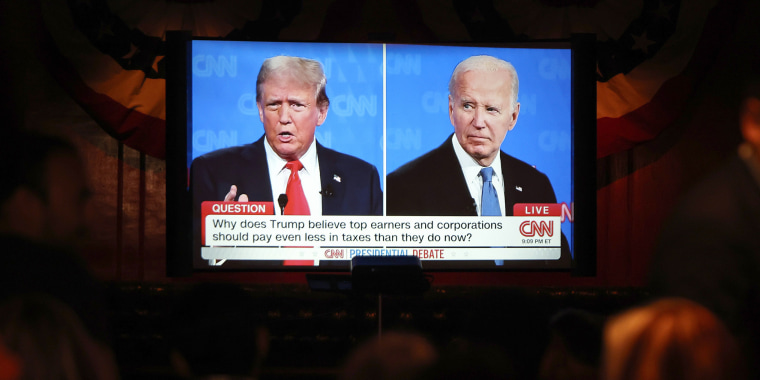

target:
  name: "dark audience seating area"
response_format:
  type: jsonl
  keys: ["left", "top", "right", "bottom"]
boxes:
{"left": 107, "top": 283, "right": 649, "bottom": 380}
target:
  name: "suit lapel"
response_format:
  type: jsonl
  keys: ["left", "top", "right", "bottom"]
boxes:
{"left": 240, "top": 136, "right": 274, "bottom": 203}
{"left": 500, "top": 151, "right": 516, "bottom": 216}
{"left": 316, "top": 142, "right": 345, "bottom": 215}
{"left": 438, "top": 137, "right": 478, "bottom": 215}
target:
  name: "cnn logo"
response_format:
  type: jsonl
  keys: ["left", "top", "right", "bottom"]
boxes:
{"left": 519, "top": 221, "right": 554, "bottom": 237}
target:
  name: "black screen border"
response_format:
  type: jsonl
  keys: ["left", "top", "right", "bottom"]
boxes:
{"left": 165, "top": 33, "right": 597, "bottom": 277}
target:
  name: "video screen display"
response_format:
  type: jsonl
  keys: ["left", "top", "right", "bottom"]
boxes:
{"left": 185, "top": 40, "right": 575, "bottom": 271}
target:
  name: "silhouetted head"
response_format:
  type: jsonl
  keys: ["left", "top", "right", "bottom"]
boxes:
{"left": 168, "top": 283, "right": 269, "bottom": 379}
{"left": 421, "top": 337, "right": 516, "bottom": 380}
{"left": 603, "top": 298, "right": 746, "bottom": 380}
{"left": 539, "top": 308, "right": 605, "bottom": 380}
{"left": 0, "top": 131, "right": 91, "bottom": 251}
{"left": 0, "top": 294, "right": 118, "bottom": 380}
{"left": 342, "top": 331, "right": 437, "bottom": 380}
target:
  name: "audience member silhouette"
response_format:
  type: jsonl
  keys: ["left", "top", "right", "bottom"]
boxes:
{"left": 602, "top": 298, "right": 746, "bottom": 380}
{"left": 0, "top": 130, "right": 108, "bottom": 343}
{"left": 166, "top": 283, "right": 269, "bottom": 380}
{"left": 649, "top": 69, "right": 760, "bottom": 378}
{"left": 538, "top": 308, "right": 604, "bottom": 380}
{"left": 341, "top": 331, "right": 437, "bottom": 380}
{"left": 0, "top": 294, "right": 119, "bottom": 380}
{"left": 420, "top": 338, "right": 516, "bottom": 380}
{"left": 0, "top": 130, "right": 91, "bottom": 251}
{"left": 0, "top": 337, "right": 21, "bottom": 380}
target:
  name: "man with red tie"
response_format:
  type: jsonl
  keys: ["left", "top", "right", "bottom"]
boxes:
{"left": 190, "top": 56, "right": 383, "bottom": 266}
{"left": 192, "top": 55, "right": 382, "bottom": 215}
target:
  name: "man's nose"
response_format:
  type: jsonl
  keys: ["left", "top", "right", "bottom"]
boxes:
{"left": 278, "top": 105, "right": 292, "bottom": 124}
{"left": 472, "top": 107, "right": 486, "bottom": 128}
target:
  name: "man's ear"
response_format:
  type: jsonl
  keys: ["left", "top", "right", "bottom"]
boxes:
{"left": 316, "top": 104, "right": 328, "bottom": 126}
{"left": 257, "top": 102, "right": 265, "bottom": 123}
{"left": 448, "top": 95, "right": 455, "bottom": 125}
{"left": 508, "top": 102, "right": 520, "bottom": 131}
{"left": 741, "top": 97, "right": 760, "bottom": 149}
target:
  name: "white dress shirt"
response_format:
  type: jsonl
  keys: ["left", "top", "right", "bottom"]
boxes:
{"left": 452, "top": 134, "right": 506, "bottom": 216}
{"left": 264, "top": 138, "right": 322, "bottom": 215}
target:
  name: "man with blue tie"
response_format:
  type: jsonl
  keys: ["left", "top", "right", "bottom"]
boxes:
{"left": 387, "top": 55, "right": 559, "bottom": 217}
{"left": 386, "top": 55, "right": 569, "bottom": 267}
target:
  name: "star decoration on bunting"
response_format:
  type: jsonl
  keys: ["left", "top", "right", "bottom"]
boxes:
{"left": 631, "top": 31, "right": 656, "bottom": 55}
{"left": 595, "top": 0, "right": 681, "bottom": 81}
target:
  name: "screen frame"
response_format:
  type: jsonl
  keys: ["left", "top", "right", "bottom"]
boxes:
{"left": 166, "top": 32, "right": 596, "bottom": 277}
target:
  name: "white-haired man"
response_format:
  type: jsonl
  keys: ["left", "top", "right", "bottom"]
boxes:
{"left": 387, "top": 55, "right": 559, "bottom": 217}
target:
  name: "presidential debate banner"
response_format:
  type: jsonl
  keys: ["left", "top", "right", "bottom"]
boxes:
{"left": 189, "top": 41, "right": 573, "bottom": 256}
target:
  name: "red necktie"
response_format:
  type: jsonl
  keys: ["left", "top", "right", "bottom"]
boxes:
{"left": 284, "top": 160, "right": 310, "bottom": 215}
{"left": 283, "top": 160, "right": 313, "bottom": 266}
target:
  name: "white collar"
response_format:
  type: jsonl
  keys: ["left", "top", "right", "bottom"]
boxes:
{"left": 264, "top": 137, "right": 319, "bottom": 176}
{"left": 451, "top": 134, "right": 503, "bottom": 181}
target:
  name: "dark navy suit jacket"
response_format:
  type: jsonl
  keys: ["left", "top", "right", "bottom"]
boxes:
{"left": 190, "top": 136, "right": 382, "bottom": 269}
{"left": 386, "top": 135, "right": 558, "bottom": 216}
{"left": 191, "top": 136, "right": 383, "bottom": 216}
{"left": 386, "top": 134, "right": 570, "bottom": 268}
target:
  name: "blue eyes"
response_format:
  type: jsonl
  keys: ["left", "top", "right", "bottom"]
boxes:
{"left": 462, "top": 103, "right": 500, "bottom": 114}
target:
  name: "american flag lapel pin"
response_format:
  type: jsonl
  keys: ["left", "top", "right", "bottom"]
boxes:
{"left": 333, "top": 174, "right": 341, "bottom": 182}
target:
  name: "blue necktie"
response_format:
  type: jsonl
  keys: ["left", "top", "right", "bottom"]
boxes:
{"left": 480, "top": 167, "right": 501, "bottom": 216}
